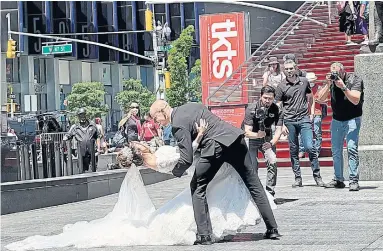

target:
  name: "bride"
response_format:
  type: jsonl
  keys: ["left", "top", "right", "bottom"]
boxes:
{"left": 6, "top": 120, "right": 276, "bottom": 250}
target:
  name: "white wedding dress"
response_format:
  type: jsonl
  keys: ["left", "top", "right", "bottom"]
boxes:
{"left": 6, "top": 146, "right": 276, "bottom": 250}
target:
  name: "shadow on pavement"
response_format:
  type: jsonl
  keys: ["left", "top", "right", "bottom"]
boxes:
{"left": 219, "top": 233, "right": 265, "bottom": 243}
{"left": 274, "top": 198, "right": 299, "bottom": 205}
{"left": 359, "top": 186, "right": 378, "bottom": 190}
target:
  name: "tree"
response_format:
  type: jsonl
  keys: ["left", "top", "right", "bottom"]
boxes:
{"left": 188, "top": 59, "right": 202, "bottom": 102}
{"left": 66, "top": 82, "right": 108, "bottom": 121}
{"left": 166, "top": 25, "right": 202, "bottom": 106}
{"left": 115, "top": 78, "right": 156, "bottom": 117}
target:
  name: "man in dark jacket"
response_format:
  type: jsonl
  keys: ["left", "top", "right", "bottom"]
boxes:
{"left": 150, "top": 100, "right": 280, "bottom": 245}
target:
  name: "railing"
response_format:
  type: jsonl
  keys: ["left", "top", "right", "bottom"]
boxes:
{"left": 206, "top": 1, "right": 331, "bottom": 106}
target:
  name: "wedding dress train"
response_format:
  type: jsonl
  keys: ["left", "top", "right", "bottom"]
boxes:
{"left": 6, "top": 146, "right": 276, "bottom": 250}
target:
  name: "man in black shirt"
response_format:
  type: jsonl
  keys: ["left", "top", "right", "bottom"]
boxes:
{"left": 324, "top": 62, "right": 364, "bottom": 191}
{"left": 243, "top": 86, "right": 283, "bottom": 196}
{"left": 275, "top": 60, "right": 325, "bottom": 187}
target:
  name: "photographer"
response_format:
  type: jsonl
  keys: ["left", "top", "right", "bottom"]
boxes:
{"left": 323, "top": 62, "right": 364, "bottom": 191}
{"left": 275, "top": 60, "right": 325, "bottom": 188}
{"left": 243, "top": 86, "right": 283, "bottom": 197}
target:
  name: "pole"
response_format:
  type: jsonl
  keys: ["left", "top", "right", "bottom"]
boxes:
{"left": 151, "top": 6, "right": 161, "bottom": 100}
{"left": 328, "top": 1, "right": 332, "bottom": 25}
{"left": 146, "top": 0, "right": 327, "bottom": 27}
{"left": 8, "top": 31, "right": 154, "bottom": 62}
{"left": 6, "top": 13, "right": 11, "bottom": 40}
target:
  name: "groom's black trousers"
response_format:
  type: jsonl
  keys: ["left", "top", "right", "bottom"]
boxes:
{"left": 190, "top": 136, "right": 278, "bottom": 236}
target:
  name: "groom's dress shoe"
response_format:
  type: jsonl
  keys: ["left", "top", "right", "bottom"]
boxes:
{"left": 194, "top": 235, "right": 213, "bottom": 245}
{"left": 264, "top": 229, "right": 281, "bottom": 239}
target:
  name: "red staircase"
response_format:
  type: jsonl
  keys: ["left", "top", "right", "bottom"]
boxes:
{"left": 257, "top": 4, "right": 363, "bottom": 168}
{"left": 205, "top": 2, "right": 363, "bottom": 169}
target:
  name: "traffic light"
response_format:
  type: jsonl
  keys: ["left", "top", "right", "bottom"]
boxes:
{"left": 145, "top": 8, "right": 153, "bottom": 31}
{"left": 6, "top": 103, "right": 17, "bottom": 113}
{"left": 6, "top": 39, "right": 17, "bottom": 59}
{"left": 165, "top": 71, "right": 171, "bottom": 89}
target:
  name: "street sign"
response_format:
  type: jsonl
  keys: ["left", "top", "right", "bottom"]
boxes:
{"left": 42, "top": 44, "right": 73, "bottom": 55}
{"left": 8, "top": 94, "right": 16, "bottom": 99}
{"left": 157, "top": 44, "right": 173, "bottom": 51}
{"left": 144, "top": 51, "right": 155, "bottom": 57}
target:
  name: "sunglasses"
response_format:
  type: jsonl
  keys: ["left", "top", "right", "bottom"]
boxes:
{"left": 130, "top": 106, "right": 139, "bottom": 109}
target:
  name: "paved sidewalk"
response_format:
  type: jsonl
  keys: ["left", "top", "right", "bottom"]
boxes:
{"left": 2, "top": 167, "right": 383, "bottom": 251}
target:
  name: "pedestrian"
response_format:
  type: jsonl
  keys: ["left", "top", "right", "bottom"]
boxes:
{"left": 150, "top": 100, "right": 280, "bottom": 244}
{"left": 141, "top": 113, "right": 161, "bottom": 142}
{"left": 262, "top": 57, "right": 285, "bottom": 88}
{"left": 242, "top": 85, "right": 284, "bottom": 197}
{"left": 275, "top": 60, "right": 325, "bottom": 187}
{"left": 118, "top": 102, "right": 142, "bottom": 143}
{"left": 298, "top": 73, "right": 327, "bottom": 159}
{"left": 324, "top": 62, "right": 364, "bottom": 191}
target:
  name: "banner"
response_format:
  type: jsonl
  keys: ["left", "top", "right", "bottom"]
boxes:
{"left": 210, "top": 106, "right": 246, "bottom": 129}
{"left": 200, "top": 12, "right": 247, "bottom": 106}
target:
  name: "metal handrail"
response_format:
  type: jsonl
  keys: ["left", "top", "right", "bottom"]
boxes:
{"left": 205, "top": 1, "right": 320, "bottom": 105}
{"left": 217, "top": 1, "right": 328, "bottom": 105}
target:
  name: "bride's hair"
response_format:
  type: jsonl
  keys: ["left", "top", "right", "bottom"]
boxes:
{"left": 117, "top": 147, "right": 143, "bottom": 168}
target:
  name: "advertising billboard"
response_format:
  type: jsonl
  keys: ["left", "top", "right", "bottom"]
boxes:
{"left": 199, "top": 12, "right": 248, "bottom": 107}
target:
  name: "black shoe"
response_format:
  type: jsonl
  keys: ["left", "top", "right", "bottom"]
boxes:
{"left": 194, "top": 235, "right": 213, "bottom": 245}
{"left": 325, "top": 179, "right": 346, "bottom": 189}
{"left": 349, "top": 182, "right": 360, "bottom": 191}
{"left": 315, "top": 178, "right": 325, "bottom": 187}
{"left": 264, "top": 229, "right": 281, "bottom": 239}
{"left": 292, "top": 178, "right": 303, "bottom": 188}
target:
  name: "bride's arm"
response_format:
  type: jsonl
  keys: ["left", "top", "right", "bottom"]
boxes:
{"left": 192, "top": 119, "right": 208, "bottom": 152}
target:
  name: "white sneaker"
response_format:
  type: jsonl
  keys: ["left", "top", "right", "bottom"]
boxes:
{"left": 361, "top": 39, "right": 369, "bottom": 45}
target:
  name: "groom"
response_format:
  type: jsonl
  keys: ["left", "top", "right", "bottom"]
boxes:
{"left": 150, "top": 100, "right": 280, "bottom": 245}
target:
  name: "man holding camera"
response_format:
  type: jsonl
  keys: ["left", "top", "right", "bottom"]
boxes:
{"left": 243, "top": 86, "right": 283, "bottom": 196}
{"left": 275, "top": 60, "right": 325, "bottom": 187}
{"left": 324, "top": 62, "right": 364, "bottom": 191}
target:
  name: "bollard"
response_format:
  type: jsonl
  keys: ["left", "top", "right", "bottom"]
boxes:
{"left": 48, "top": 142, "right": 55, "bottom": 177}
{"left": 19, "top": 144, "right": 26, "bottom": 181}
{"left": 54, "top": 142, "right": 62, "bottom": 177}
{"left": 31, "top": 143, "right": 38, "bottom": 179}
{"left": 15, "top": 144, "right": 21, "bottom": 181}
{"left": 66, "top": 141, "right": 73, "bottom": 175}
{"left": 23, "top": 144, "right": 31, "bottom": 180}
{"left": 41, "top": 143, "right": 48, "bottom": 178}
{"left": 78, "top": 152, "right": 84, "bottom": 174}
{"left": 90, "top": 140, "right": 96, "bottom": 173}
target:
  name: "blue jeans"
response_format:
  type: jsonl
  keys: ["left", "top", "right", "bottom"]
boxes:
{"left": 285, "top": 116, "right": 321, "bottom": 179}
{"left": 331, "top": 117, "right": 361, "bottom": 182}
{"left": 299, "top": 115, "right": 323, "bottom": 156}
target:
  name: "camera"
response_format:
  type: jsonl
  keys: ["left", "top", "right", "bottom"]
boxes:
{"left": 329, "top": 72, "right": 339, "bottom": 81}
{"left": 255, "top": 107, "right": 268, "bottom": 132}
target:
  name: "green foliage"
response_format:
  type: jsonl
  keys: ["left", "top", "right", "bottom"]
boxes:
{"left": 166, "top": 25, "right": 202, "bottom": 107}
{"left": 189, "top": 59, "right": 202, "bottom": 102}
{"left": 66, "top": 82, "right": 108, "bottom": 121}
{"left": 115, "top": 78, "right": 156, "bottom": 116}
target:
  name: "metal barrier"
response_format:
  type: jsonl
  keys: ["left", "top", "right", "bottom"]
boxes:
{"left": 2, "top": 132, "right": 98, "bottom": 182}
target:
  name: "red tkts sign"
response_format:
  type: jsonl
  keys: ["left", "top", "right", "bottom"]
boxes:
{"left": 200, "top": 12, "right": 247, "bottom": 106}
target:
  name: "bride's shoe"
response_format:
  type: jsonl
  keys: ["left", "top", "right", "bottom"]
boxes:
{"left": 264, "top": 229, "right": 281, "bottom": 239}
{"left": 194, "top": 235, "right": 213, "bottom": 245}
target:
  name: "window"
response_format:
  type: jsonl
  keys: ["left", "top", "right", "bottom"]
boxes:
{"left": 33, "top": 58, "right": 46, "bottom": 84}
{"left": 5, "top": 58, "right": 20, "bottom": 83}
{"left": 184, "top": 3, "right": 195, "bottom": 20}
{"left": 117, "top": 2, "right": 132, "bottom": 30}
{"left": 170, "top": 16, "right": 181, "bottom": 40}
{"left": 59, "top": 60, "right": 70, "bottom": 85}
{"left": 82, "top": 62, "right": 92, "bottom": 82}
{"left": 140, "top": 66, "right": 154, "bottom": 92}
{"left": 122, "top": 66, "right": 130, "bottom": 80}
{"left": 169, "top": 3, "right": 180, "bottom": 16}
{"left": 101, "top": 64, "right": 112, "bottom": 86}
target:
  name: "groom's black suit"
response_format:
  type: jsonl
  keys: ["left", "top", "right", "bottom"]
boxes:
{"left": 171, "top": 103, "right": 278, "bottom": 236}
